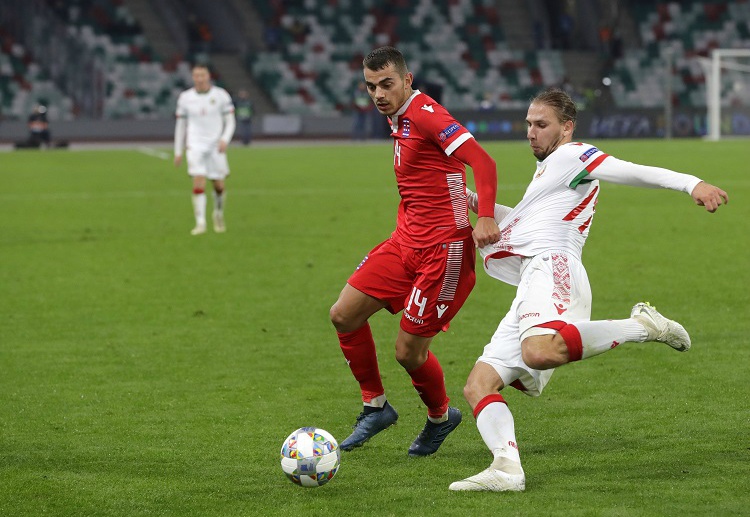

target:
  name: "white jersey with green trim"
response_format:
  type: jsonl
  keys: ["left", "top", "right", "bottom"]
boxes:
{"left": 480, "top": 142, "right": 608, "bottom": 286}
{"left": 479, "top": 140, "right": 702, "bottom": 286}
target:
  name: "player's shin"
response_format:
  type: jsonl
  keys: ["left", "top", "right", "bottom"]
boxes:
{"left": 560, "top": 319, "right": 649, "bottom": 361}
{"left": 213, "top": 189, "right": 225, "bottom": 214}
{"left": 407, "top": 351, "right": 449, "bottom": 421}
{"left": 192, "top": 188, "right": 206, "bottom": 226}
{"left": 337, "top": 324, "right": 385, "bottom": 406}
{"left": 474, "top": 394, "right": 522, "bottom": 467}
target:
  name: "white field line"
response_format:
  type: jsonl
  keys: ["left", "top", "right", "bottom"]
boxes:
{"left": 137, "top": 147, "right": 170, "bottom": 160}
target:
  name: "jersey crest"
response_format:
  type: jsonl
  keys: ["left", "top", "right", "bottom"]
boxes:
{"left": 402, "top": 118, "right": 411, "bottom": 138}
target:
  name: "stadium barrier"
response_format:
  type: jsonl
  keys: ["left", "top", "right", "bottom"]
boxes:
{"left": 1, "top": 108, "right": 749, "bottom": 145}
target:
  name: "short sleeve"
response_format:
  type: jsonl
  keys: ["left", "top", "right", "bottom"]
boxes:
{"left": 417, "top": 103, "right": 473, "bottom": 156}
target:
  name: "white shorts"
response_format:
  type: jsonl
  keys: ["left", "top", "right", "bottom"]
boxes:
{"left": 477, "top": 250, "right": 592, "bottom": 397}
{"left": 187, "top": 147, "right": 230, "bottom": 179}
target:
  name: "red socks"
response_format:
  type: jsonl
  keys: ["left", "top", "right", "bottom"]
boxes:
{"left": 407, "top": 351, "right": 449, "bottom": 418}
{"left": 338, "top": 324, "right": 384, "bottom": 403}
{"left": 339, "top": 328, "right": 450, "bottom": 417}
{"left": 559, "top": 323, "right": 583, "bottom": 362}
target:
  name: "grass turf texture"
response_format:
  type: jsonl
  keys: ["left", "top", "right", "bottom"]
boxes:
{"left": 1, "top": 139, "right": 748, "bottom": 516}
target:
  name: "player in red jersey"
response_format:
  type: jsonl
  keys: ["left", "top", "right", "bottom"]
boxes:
{"left": 330, "top": 46, "right": 501, "bottom": 456}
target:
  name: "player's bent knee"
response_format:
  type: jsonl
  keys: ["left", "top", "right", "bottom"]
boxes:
{"left": 521, "top": 343, "right": 551, "bottom": 370}
{"left": 394, "top": 347, "right": 426, "bottom": 370}
{"left": 462, "top": 382, "right": 479, "bottom": 404}
{"left": 329, "top": 303, "right": 348, "bottom": 331}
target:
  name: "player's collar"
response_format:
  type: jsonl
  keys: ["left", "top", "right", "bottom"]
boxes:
{"left": 392, "top": 89, "right": 421, "bottom": 118}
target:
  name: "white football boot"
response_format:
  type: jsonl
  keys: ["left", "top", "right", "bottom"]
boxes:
{"left": 630, "top": 302, "right": 691, "bottom": 352}
{"left": 449, "top": 456, "right": 525, "bottom": 492}
{"left": 190, "top": 224, "right": 206, "bottom": 236}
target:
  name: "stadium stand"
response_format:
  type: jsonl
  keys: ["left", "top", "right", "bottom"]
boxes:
{"left": 45, "top": 0, "right": 193, "bottom": 119}
{"left": 0, "top": 0, "right": 192, "bottom": 121}
{"left": 0, "top": 29, "right": 75, "bottom": 121}
{"left": 248, "top": 0, "right": 567, "bottom": 114}
{"left": 608, "top": 0, "right": 750, "bottom": 108}
{"left": 1, "top": 0, "right": 747, "bottom": 128}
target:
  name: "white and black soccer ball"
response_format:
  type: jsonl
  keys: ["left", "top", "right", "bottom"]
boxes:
{"left": 280, "top": 427, "right": 340, "bottom": 487}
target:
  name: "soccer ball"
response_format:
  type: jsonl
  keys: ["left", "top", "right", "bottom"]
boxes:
{"left": 280, "top": 427, "right": 340, "bottom": 487}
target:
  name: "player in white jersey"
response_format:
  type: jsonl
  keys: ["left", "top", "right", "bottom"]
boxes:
{"left": 174, "top": 64, "right": 236, "bottom": 235}
{"left": 450, "top": 89, "right": 728, "bottom": 492}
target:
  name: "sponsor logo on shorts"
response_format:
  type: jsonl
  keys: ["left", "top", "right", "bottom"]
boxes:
{"left": 436, "top": 304, "right": 449, "bottom": 318}
{"left": 519, "top": 312, "right": 540, "bottom": 320}
{"left": 508, "top": 440, "right": 518, "bottom": 451}
{"left": 579, "top": 147, "right": 599, "bottom": 162}
{"left": 438, "top": 123, "right": 460, "bottom": 142}
{"left": 404, "top": 311, "right": 424, "bottom": 325}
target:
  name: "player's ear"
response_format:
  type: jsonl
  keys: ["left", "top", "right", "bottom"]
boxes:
{"left": 563, "top": 120, "right": 574, "bottom": 136}
{"left": 404, "top": 72, "right": 413, "bottom": 89}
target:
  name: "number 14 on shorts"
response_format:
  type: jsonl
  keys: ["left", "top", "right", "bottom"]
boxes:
{"left": 407, "top": 287, "right": 427, "bottom": 317}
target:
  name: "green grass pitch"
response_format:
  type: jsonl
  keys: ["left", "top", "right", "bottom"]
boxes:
{"left": 1, "top": 138, "right": 748, "bottom": 516}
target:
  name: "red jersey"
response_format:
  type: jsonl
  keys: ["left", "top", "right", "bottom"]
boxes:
{"left": 388, "top": 91, "right": 474, "bottom": 248}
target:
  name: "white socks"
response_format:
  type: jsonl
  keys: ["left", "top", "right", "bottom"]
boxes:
{"left": 575, "top": 319, "right": 649, "bottom": 360}
{"left": 364, "top": 394, "right": 387, "bottom": 409}
{"left": 428, "top": 410, "right": 449, "bottom": 424}
{"left": 192, "top": 192, "right": 207, "bottom": 226}
{"left": 213, "top": 190, "right": 225, "bottom": 215}
{"left": 476, "top": 401, "right": 521, "bottom": 464}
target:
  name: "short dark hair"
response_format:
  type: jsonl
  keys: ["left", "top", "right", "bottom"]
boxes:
{"left": 531, "top": 88, "right": 577, "bottom": 126}
{"left": 191, "top": 63, "right": 211, "bottom": 73}
{"left": 363, "top": 46, "right": 408, "bottom": 75}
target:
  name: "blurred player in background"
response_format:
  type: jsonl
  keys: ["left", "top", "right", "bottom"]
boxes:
{"left": 174, "top": 64, "right": 236, "bottom": 235}
{"left": 330, "top": 46, "right": 501, "bottom": 457}
{"left": 234, "top": 89, "right": 253, "bottom": 145}
{"left": 450, "top": 88, "right": 728, "bottom": 492}
{"left": 27, "top": 104, "right": 51, "bottom": 148}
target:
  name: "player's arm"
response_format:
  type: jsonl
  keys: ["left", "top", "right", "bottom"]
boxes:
{"left": 174, "top": 115, "right": 186, "bottom": 166}
{"left": 465, "top": 187, "right": 513, "bottom": 223}
{"left": 219, "top": 107, "right": 236, "bottom": 153}
{"left": 588, "top": 157, "right": 728, "bottom": 213}
{"left": 452, "top": 138, "right": 501, "bottom": 247}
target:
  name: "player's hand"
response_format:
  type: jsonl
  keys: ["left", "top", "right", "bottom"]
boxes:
{"left": 473, "top": 216, "right": 501, "bottom": 248}
{"left": 174, "top": 155, "right": 182, "bottom": 167}
{"left": 218, "top": 141, "right": 228, "bottom": 153}
{"left": 691, "top": 181, "right": 728, "bottom": 213}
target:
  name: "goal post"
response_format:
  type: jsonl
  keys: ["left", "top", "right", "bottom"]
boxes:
{"left": 704, "top": 48, "right": 750, "bottom": 141}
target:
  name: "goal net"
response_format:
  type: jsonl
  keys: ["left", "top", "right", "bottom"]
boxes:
{"left": 703, "top": 48, "right": 750, "bottom": 140}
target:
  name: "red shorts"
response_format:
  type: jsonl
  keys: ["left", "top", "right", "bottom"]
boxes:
{"left": 348, "top": 236, "right": 476, "bottom": 337}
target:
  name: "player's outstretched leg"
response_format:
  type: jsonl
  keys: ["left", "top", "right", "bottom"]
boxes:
{"left": 631, "top": 302, "right": 691, "bottom": 352}
{"left": 340, "top": 401, "right": 399, "bottom": 451}
{"left": 408, "top": 407, "right": 462, "bottom": 457}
